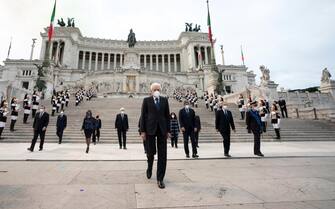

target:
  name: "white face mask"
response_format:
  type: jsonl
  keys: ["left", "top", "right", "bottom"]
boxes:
{"left": 121, "top": 111, "right": 125, "bottom": 114}
{"left": 222, "top": 106, "right": 228, "bottom": 109}
{"left": 185, "top": 105, "right": 190, "bottom": 109}
{"left": 171, "top": 115, "right": 175, "bottom": 118}
{"left": 153, "top": 90, "right": 160, "bottom": 98}
{"left": 60, "top": 112, "right": 64, "bottom": 115}
{"left": 40, "top": 109, "right": 44, "bottom": 112}
{"left": 253, "top": 106, "right": 258, "bottom": 111}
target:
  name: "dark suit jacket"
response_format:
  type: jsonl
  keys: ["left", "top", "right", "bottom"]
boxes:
{"left": 179, "top": 108, "right": 196, "bottom": 132}
{"left": 33, "top": 112, "right": 49, "bottom": 132}
{"left": 215, "top": 109, "right": 235, "bottom": 133}
{"left": 115, "top": 114, "right": 129, "bottom": 131}
{"left": 278, "top": 99, "right": 287, "bottom": 109}
{"left": 246, "top": 110, "right": 262, "bottom": 133}
{"left": 56, "top": 115, "right": 67, "bottom": 130}
{"left": 140, "top": 96, "right": 170, "bottom": 135}
{"left": 195, "top": 115, "right": 201, "bottom": 131}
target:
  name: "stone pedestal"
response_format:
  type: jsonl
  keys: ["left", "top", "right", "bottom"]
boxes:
{"left": 123, "top": 50, "right": 140, "bottom": 70}
{"left": 320, "top": 80, "right": 335, "bottom": 99}
{"left": 259, "top": 80, "right": 279, "bottom": 101}
{"left": 204, "top": 65, "right": 219, "bottom": 95}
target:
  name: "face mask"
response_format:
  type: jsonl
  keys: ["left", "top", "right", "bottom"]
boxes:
{"left": 60, "top": 112, "right": 64, "bottom": 115}
{"left": 121, "top": 111, "right": 125, "bottom": 114}
{"left": 185, "top": 105, "right": 190, "bottom": 109}
{"left": 153, "top": 91, "right": 160, "bottom": 98}
{"left": 40, "top": 109, "right": 44, "bottom": 112}
{"left": 253, "top": 107, "right": 258, "bottom": 111}
{"left": 222, "top": 106, "right": 228, "bottom": 109}
{"left": 171, "top": 115, "right": 175, "bottom": 118}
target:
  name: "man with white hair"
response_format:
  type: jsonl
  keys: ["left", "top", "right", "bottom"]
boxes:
{"left": 140, "top": 82, "right": 170, "bottom": 189}
{"left": 115, "top": 107, "right": 129, "bottom": 149}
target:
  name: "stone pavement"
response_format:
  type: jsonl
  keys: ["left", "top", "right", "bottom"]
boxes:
{"left": 0, "top": 141, "right": 335, "bottom": 161}
{"left": 0, "top": 142, "right": 335, "bottom": 209}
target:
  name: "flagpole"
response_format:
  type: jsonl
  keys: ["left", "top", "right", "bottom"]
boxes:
{"left": 241, "top": 45, "right": 245, "bottom": 66}
{"left": 7, "top": 37, "right": 12, "bottom": 59}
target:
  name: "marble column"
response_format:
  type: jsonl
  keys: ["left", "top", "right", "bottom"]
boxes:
{"left": 156, "top": 55, "right": 159, "bottom": 72}
{"left": 168, "top": 54, "right": 171, "bottom": 73}
{"left": 150, "top": 55, "right": 153, "bottom": 71}
{"left": 101, "top": 53, "right": 104, "bottom": 70}
{"left": 162, "top": 55, "right": 165, "bottom": 73}
{"left": 144, "top": 55, "right": 147, "bottom": 70}
{"left": 82, "top": 51, "right": 86, "bottom": 70}
{"left": 205, "top": 47, "right": 209, "bottom": 64}
{"left": 88, "top": 52, "right": 92, "bottom": 72}
{"left": 114, "top": 54, "right": 117, "bottom": 69}
{"left": 95, "top": 52, "right": 98, "bottom": 71}
{"left": 174, "top": 54, "right": 178, "bottom": 72}
{"left": 107, "top": 53, "right": 111, "bottom": 70}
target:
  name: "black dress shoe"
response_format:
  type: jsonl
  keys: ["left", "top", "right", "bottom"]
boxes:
{"left": 224, "top": 154, "right": 232, "bottom": 158}
{"left": 146, "top": 169, "right": 152, "bottom": 179}
{"left": 255, "top": 153, "right": 264, "bottom": 157}
{"left": 186, "top": 154, "right": 190, "bottom": 158}
{"left": 27, "top": 148, "right": 33, "bottom": 152}
{"left": 192, "top": 154, "right": 199, "bottom": 158}
{"left": 86, "top": 147, "right": 89, "bottom": 153}
{"left": 123, "top": 147, "right": 127, "bottom": 150}
{"left": 39, "top": 148, "right": 43, "bottom": 151}
{"left": 157, "top": 181, "right": 165, "bottom": 189}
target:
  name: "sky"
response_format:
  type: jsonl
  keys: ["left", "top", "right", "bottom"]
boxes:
{"left": 0, "top": 0, "right": 334, "bottom": 89}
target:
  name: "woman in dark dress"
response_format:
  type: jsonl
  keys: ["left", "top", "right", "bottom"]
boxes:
{"left": 170, "top": 112, "right": 180, "bottom": 148}
{"left": 81, "top": 110, "right": 95, "bottom": 153}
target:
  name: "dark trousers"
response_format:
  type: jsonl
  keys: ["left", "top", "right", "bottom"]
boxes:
{"left": 194, "top": 131, "right": 199, "bottom": 147}
{"left": 29, "top": 130, "right": 46, "bottom": 151}
{"left": 66, "top": 101, "right": 69, "bottom": 107}
{"left": 262, "top": 122, "right": 267, "bottom": 133}
{"left": 52, "top": 109, "right": 55, "bottom": 116}
{"left": 171, "top": 135, "right": 178, "bottom": 147}
{"left": 32, "top": 109, "right": 37, "bottom": 118}
{"left": 92, "top": 130, "right": 96, "bottom": 143}
{"left": 220, "top": 132, "right": 231, "bottom": 154}
{"left": 10, "top": 120, "right": 16, "bottom": 131}
{"left": 146, "top": 128, "right": 167, "bottom": 181}
{"left": 183, "top": 130, "right": 197, "bottom": 155}
{"left": 0, "top": 127, "right": 3, "bottom": 138}
{"left": 275, "top": 128, "right": 281, "bottom": 139}
{"left": 240, "top": 111, "right": 245, "bottom": 120}
{"left": 117, "top": 129, "right": 127, "bottom": 148}
{"left": 57, "top": 128, "right": 64, "bottom": 143}
{"left": 96, "top": 128, "right": 100, "bottom": 141}
{"left": 253, "top": 131, "right": 261, "bottom": 154}
{"left": 23, "top": 114, "right": 29, "bottom": 123}
{"left": 280, "top": 107, "right": 288, "bottom": 118}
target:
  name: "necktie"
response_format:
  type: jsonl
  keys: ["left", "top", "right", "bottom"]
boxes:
{"left": 155, "top": 98, "right": 160, "bottom": 110}
{"left": 186, "top": 108, "right": 189, "bottom": 114}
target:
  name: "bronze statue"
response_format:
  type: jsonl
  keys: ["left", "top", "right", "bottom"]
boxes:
{"left": 185, "top": 23, "right": 201, "bottom": 32}
{"left": 127, "top": 29, "right": 137, "bottom": 48}
{"left": 57, "top": 18, "right": 66, "bottom": 27}
{"left": 67, "top": 18, "right": 74, "bottom": 27}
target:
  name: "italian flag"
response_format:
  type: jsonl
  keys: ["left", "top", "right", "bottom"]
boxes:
{"left": 48, "top": 0, "right": 57, "bottom": 42}
{"left": 207, "top": 1, "right": 213, "bottom": 46}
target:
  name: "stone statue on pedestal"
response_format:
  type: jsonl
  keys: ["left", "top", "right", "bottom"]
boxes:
{"left": 321, "top": 68, "right": 332, "bottom": 83}
{"left": 127, "top": 29, "right": 137, "bottom": 48}
{"left": 260, "top": 65, "right": 270, "bottom": 85}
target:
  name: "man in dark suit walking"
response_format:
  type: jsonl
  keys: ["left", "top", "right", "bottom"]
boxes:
{"left": 246, "top": 101, "right": 264, "bottom": 157}
{"left": 194, "top": 115, "right": 201, "bottom": 148}
{"left": 115, "top": 107, "right": 129, "bottom": 149}
{"left": 179, "top": 101, "right": 198, "bottom": 158}
{"left": 27, "top": 105, "right": 49, "bottom": 152}
{"left": 56, "top": 110, "right": 67, "bottom": 144}
{"left": 278, "top": 98, "right": 288, "bottom": 118}
{"left": 216, "top": 102, "right": 236, "bottom": 157}
{"left": 140, "top": 83, "right": 170, "bottom": 189}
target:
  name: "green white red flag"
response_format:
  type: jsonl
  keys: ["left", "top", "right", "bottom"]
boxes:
{"left": 207, "top": 0, "right": 213, "bottom": 46}
{"left": 48, "top": 0, "right": 57, "bottom": 42}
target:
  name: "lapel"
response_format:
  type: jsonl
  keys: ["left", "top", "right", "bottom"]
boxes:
{"left": 150, "top": 96, "right": 160, "bottom": 113}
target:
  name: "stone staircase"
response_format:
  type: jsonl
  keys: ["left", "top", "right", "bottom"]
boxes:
{"left": 1, "top": 97, "right": 335, "bottom": 143}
